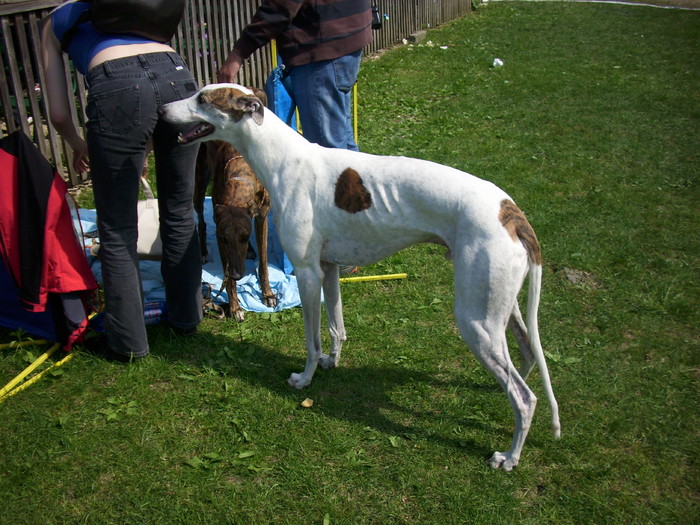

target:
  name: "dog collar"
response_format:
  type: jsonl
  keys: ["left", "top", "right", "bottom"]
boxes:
{"left": 227, "top": 176, "right": 256, "bottom": 189}
{"left": 224, "top": 155, "right": 244, "bottom": 173}
{"left": 223, "top": 155, "right": 256, "bottom": 189}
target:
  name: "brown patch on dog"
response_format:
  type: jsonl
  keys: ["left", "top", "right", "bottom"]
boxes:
{"left": 499, "top": 199, "right": 542, "bottom": 265}
{"left": 202, "top": 87, "right": 248, "bottom": 110}
{"left": 250, "top": 88, "right": 268, "bottom": 106}
{"left": 202, "top": 87, "right": 264, "bottom": 124}
{"left": 335, "top": 168, "right": 372, "bottom": 214}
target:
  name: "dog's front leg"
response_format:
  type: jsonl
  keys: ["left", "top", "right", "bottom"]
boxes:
{"left": 224, "top": 272, "right": 245, "bottom": 322}
{"left": 319, "top": 261, "right": 346, "bottom": 370}
{"left": 193, "top": 145, "right": 210, "bottom": 262}
{"left": 255, "top": 215, "right": 277, "bottom": 308}
{"left": 288, "top": 266, "right": 324, "bottom": 389}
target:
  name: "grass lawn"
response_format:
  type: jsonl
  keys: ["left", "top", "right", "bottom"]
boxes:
{"left": 1, "top": 2, "right": 698, "bottom": 523}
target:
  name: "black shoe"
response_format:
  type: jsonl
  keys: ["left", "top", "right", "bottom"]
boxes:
{"left": 80, "top": 334, "right": 146, "bottom": 363}
{"left": 167, "top": 322, "right": 198, "bottom": 336}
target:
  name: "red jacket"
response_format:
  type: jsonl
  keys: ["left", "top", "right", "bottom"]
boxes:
{"left": 0, "top": 131, "right": 97, "bottom": 348}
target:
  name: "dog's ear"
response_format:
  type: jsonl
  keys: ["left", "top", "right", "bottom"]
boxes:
{"left": 233, "top": 96, "right": 264, "bottom": 126}
{"left": 250, "top": 87, "right": 268, "bottom": 108}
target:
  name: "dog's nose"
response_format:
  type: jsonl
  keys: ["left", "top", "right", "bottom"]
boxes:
{"left": 156, "top": 105, "right": 166, "bottom": 117}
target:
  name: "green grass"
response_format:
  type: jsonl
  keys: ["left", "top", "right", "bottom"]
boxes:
{"left": 1, "top": 2, "right": 699, "bottom": 523}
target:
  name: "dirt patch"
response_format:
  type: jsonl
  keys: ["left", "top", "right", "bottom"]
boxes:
{"left": 561, "top": 267, "right": 604, "bottom": 290}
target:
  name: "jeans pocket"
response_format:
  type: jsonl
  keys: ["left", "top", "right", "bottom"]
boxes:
{"left": 332, "top": 51, "right": 362, "bottom": 93}
{"left": 88, "top": 85, "right": 141, "bottom": 135}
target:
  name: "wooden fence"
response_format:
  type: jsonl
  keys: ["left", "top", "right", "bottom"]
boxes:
{"left": 0, "top": 0, "right": 473, "bottom": 185}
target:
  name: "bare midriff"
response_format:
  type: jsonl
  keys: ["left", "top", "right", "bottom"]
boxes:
{"left": 88, "top": 43, "right": 175, "bottom": 71}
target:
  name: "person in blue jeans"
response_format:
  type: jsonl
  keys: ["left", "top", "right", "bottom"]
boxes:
{"left": 218, "top": 1, "right": 372, "bottom": 151}
{"left": 41, "top": 1, "right": 202, "bottom": 361}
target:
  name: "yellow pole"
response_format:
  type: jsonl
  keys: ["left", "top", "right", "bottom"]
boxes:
{"left": 0, "top": 352, "right": 75, "bottom": 403}
{"left": 353, "top": 83, "right": 359, "bottom": 146}
{"left": 0, "top": 311, "right": 100, "bottom": 402}
{"left": 340, "top": 273, "right": 408, "bottom": 284}
{"left": 0, "top": 342, "right": 60, "bottom": 399}
{"left": 0, "top": 339, "right": 48, "bottom": 350}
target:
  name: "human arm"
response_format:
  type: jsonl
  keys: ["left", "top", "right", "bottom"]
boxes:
{"left": 217, "top": 0, "right": 302, "bottom": 83}
{"left": 40, "top": 18, "right": 89, "bottom": 173}
{"left": 217, "top": 48, "right": 244, "bottom": 83}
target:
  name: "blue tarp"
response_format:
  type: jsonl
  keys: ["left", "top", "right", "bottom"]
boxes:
{"left": 264, "top": 64, "right": 297, "bottom": 131}
{"left": 77, "top": 198, "right": 300, "bottom": 315}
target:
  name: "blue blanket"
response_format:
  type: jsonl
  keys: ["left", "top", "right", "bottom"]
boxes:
{"left": 77, "top": 197, "right": 300, "bottom": 314}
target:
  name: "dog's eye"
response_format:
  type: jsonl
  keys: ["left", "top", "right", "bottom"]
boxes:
{"left": 197, "top": 93, "right": 205, "bottom": 105}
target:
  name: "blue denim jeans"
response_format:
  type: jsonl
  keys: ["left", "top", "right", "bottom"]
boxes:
{"left": 286, "top": 50, "right": 362, "bottom": 151}
{"left": 85, "top": 52, "right": 202, "bottom": 357}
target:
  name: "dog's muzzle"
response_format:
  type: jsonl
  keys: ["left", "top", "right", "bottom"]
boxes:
{"left": 177, "top": 122, "right": 215, "bottom": 144}
{"left": 157, "top": 103, "right": 214, "bottom": 144}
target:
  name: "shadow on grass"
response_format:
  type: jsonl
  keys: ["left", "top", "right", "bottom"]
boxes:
{"left": 151, "top": 324, "right": 503, "bottom": 462}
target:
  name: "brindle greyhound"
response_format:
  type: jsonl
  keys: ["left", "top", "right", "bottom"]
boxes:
{"left": 192, "top": 90, "right": 277, "bottom": 320}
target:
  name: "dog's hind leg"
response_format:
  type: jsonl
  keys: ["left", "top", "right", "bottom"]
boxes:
{"left": 288, "top": 265, "right": 325, "bottom": 389}
{"left": 458, "top": 316, "right": 536, "bottom": 470}
{"left": 509, "top": 302, "right": 535, "bottom": 380}
{"left": 319, "top": 261, "right": 347, "bottom": 370}
{"left": 453, "top": 256, "right": 536, "bottom": 471}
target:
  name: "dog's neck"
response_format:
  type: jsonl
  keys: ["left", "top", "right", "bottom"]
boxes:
{"left": 229, "top": 108, "right": 316, "bottom": 189}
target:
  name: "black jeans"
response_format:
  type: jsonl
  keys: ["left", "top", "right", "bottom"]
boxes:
{"left": 86, "top": 52, "right": 202, "bottom": 356}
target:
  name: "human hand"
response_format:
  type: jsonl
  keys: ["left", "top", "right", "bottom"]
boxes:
{"left": 71, "top": 138, "right": 89, "bottom": 173}
{"left": 217, "top": 51, "right": 243, "bottom": 83}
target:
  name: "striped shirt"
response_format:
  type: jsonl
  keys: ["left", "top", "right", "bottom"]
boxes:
{"left": 234, "top": 0, "right": 373, "bottom": 67}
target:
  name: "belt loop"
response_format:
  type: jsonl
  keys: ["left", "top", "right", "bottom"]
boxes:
{"left": 102, "top": 60, "right": 113, "bottom": 77}
{"left": 167, "top": 52, "right": 180, "bottom": 67}
{"left": 138, "top": 54, "right": 148, "bottom": 68}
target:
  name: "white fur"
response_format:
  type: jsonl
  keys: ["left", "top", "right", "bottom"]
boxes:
{"left": 160, "top": 84, "right": 561, "bottom": 470}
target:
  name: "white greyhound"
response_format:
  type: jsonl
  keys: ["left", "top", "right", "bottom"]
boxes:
{"left": 159, "top": 84, "right": 560, "bottom": 470}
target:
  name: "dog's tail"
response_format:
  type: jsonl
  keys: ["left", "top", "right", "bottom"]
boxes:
{"left": 501, "top": 199, "right": 560, "bottom": 439}
{"left": 526, "top": 262, "right": 561, "bottom": 439}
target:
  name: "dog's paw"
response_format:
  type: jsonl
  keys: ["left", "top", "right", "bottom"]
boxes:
{"left": 230, "top": 309, "right": 245, "bottom": 322}
{"left": 488, "top": 451, "right": 518, "bottom": 471}
{"left": 287, "top": 373, "right": 311, "bottom": 390}
{"left": 319, "top": 353, "right": 337, "bottom": 370}
{"left": 263, "top": 295, "right": 278, "bottom": 308}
